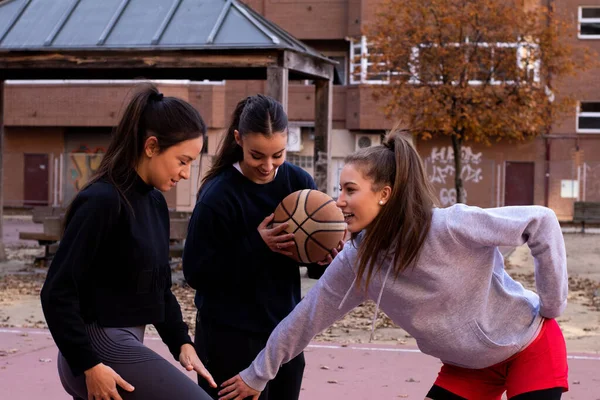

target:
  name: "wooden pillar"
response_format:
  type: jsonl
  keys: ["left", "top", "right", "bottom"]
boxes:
{"left": 266, "top": 66, "right": 289, "bottom": 112}
{"left": 313, "top": 78, "right": 332, "bottom": 194}
{"left": 0, "top": 81, "right": 6, "bottom": 261}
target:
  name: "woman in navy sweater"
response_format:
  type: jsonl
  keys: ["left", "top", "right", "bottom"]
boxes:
{"left": 41, "top": 84, "right": 215, "bottom": 400}
{"left": 183, "top": 94, "right": 333, "bottom": 400}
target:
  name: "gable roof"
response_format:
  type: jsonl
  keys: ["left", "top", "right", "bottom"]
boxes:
{"left": 0, "top": 0, "right": 329, "bottom": 63}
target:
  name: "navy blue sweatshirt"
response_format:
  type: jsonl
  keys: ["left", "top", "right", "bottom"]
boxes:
{"left": 40, "top": 175, "right": 192, "bottom": 376}
{"left": 183, "top": 162, "right": 319, "bottom": 334}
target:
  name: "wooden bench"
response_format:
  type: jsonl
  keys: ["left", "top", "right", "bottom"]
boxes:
{"left": 169, "top": 211, "right": 192, "bottom": 220}
{"left": 32, "top": 206, "right": 65, "bottom": 224}
{"left": 18, "top": 215, "right": 64, "bottom": 265}
{"left": 573, "top": 201, "right": 600, "bottom": 233}
{"left": 19, "top": 216, "right": 191, "bottom": 264}
{"left": 31, "top": 208, "right": 188, "bottom": 224}
{"left": 18, "top": 231, "right": 61, "bottom": 265}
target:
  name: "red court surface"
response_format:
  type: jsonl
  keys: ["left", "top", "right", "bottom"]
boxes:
{"left": 0, "top": 328, "right": 598, "bottom": 399}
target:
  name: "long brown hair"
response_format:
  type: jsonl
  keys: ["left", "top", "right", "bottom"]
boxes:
{"left": 200, "top": 94, "right": 287, "bottom": 190}
{"left": 346, "top": 129, "right": 438, "bottom": 289}
{"left": 65, "top": 83, "right": 206, "bottom": 224}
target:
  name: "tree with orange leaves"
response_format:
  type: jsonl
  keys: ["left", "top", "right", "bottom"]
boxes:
{"left": 365, "top": 0, "right": 589, "bottom": 203}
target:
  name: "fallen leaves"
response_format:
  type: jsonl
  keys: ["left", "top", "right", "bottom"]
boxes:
{"left": 170, "top": 282, "right": 197, "bottom": 334}
{"left": 0, "top": 273, "right": 47, "bottom": 329}
{"left": 0, "top": 348, "right": 19, "bottom": 357}
{"left": 315, "top": 300, "right": 399, "bottom": 343}
{"left": 507, "top": 270, "right": 600, "bottom": 311}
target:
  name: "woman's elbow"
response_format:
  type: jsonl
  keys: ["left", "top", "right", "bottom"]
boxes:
{"left": 40, "top": 283, "right": 53, "bottom": 311}
{"left": 182, "top": 264, "right": 200, "bottom": 289}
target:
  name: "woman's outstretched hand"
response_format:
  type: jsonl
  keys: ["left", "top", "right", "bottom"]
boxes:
{"left": 258, "top": 214, "right": 295, "bottom": 257}
{"left": 218, "top": 374, "right": 260, "bottom": 400}
{"left": 179, "top": 344, "right": 217, "bottom": 388}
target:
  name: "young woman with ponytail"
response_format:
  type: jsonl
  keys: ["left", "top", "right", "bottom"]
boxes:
{"left": 219, "top": 129, "right": 569, "bottom": 400}
{"left": 183, "top": 94, "right": 338, "bottom": 400}
{"left": 41, "top": 83, "right": 215, "bottom": 400}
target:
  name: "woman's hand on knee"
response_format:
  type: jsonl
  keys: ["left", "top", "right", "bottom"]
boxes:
{"left": 218, "top": 374, "right": 260, "bottom": 400}
{"left": 84, "top": 363, "right": 135, "bottom": 400}
{"left": 179, "top": 343, "right": 217, "bottom": 388}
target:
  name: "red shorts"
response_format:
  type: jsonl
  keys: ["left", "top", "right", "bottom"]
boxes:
{"left": 433, "top": 318, "right": 569, "bottom": 399}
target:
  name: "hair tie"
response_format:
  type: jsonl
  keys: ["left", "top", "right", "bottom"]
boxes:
{"left": 383, "top": 140, "right": 394, "bottom": 151}
{"left": 152, "top": 92, "right": 164, "bottom": 101}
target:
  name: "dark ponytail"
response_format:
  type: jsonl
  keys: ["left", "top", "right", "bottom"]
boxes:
{"left": 65, "top": 82, "right": 206, "bottom": 223}
{"left": 200, "top": 94, "right": 288, "bottom": 189}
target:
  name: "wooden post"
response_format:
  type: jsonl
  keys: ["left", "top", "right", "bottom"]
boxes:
{"left": 0, "top": 81, "right": 6, "bottom": 261}
{"left": 313, "top": 78, "right": 332, "bottom": 194}
{"left": 266, "top": 66, "right": 289, "bottom": 112}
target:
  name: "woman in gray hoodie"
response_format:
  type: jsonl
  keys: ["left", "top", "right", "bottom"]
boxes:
{"left": 218, "top": 129, "right": 569, "bottom": 400}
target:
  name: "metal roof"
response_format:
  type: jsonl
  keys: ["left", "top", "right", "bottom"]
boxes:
{"left": 0, "top": 0, "right": 329, "bottom": 62}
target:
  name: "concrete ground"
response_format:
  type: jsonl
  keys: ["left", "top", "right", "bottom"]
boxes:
{"left": 1, "top": 327, "right": 599, "bottom": 400}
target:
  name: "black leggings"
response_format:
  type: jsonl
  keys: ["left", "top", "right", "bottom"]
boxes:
{"left": 427, "top": 385, "right": 563, "bottom": 399}
{"left": 58, "top": 323, "right": 212, "bottom": 400}
{"left": 194, "top": 313, "right": 305, "bottom": 400}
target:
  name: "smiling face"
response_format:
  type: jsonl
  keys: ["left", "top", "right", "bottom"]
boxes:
{"left": 138, "top": 135, "right": 204, "bottom": 192}
{"left": 235, "top": 130, "right": 287, "bottom": 184}
{"left": 335, "top": 163, "right": 391, "bottom": 233}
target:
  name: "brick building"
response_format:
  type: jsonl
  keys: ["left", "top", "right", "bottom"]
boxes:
{"left": 1, "top": 0, "right": 599, "bottom": 219}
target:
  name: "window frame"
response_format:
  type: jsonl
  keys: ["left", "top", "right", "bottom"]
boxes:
{"left": 349, "top": 35, "right": 540, "bottom": 86}
{"left": 578, "top": 6, "right": 600, "bottom": 39}
{"left": 576, "top": 101, "right": 600, "bottom": 133}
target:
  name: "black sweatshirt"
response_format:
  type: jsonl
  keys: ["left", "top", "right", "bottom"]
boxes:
{"left": 183, "top": 162, "right": 321, "bottom": 334}
{"left": 40, "top": 175, "right": 192, "bottom": 376}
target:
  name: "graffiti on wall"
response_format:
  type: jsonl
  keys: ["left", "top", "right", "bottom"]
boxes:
{"left": 69, "top": 145, "right": 105, "bottom": 190}
{"left": 427, "top": 145, "right": 483, "bottom": 206}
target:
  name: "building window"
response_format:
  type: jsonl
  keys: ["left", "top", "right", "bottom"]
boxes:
{"left": 330, "top": 56, "right": 348, "bottom": 85}
{"left": 579, "top": 7, "right": 600, "bottom": 39}
{"left": 577, "top": 102, "right": 600, "bottom": 133}
{"left": 350, "top": 36, "right": 405, "bottom": 84}
{"left": 349, "top": 36, "right": 540, "bottom": 85}
{"left": 287, "top": 154, "right": 314, "bottom": 169}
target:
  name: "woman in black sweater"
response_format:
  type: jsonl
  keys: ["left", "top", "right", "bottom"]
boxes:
{"left": 183, "top": 94, "right": 335, "bottom": 400}
{"left": 40, "top": 84, "right": 215, "bottom": 400}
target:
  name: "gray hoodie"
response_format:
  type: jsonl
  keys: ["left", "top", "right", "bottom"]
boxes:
{"left": 240, "top": 204, "right": 568, "bottom": 391}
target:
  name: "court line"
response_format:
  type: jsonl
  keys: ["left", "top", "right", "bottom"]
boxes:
{"left": 2, "top": 328, "right": 599, "bottom": 361}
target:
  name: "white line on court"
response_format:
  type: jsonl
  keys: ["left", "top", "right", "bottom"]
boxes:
{"left": 307, "top": 344, "right": 421, "bottom": 353}
{"left": 2, "top": 328, "right": 599, "bottom": 361}
{"left": 308, "top": 343, "right": 600, "bottom": 361}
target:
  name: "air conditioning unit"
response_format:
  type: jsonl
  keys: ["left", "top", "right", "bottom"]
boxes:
{"left": 355, "top": 133, "right": 381, "bottom": 150}
{"left": 287, "top": 126, "right": 302, "bottom": 152}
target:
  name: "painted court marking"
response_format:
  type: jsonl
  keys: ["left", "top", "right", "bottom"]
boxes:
{"left": 2, "top": 328, "right": 599, "bottom": 361}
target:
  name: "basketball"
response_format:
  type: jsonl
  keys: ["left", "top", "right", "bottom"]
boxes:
{"left": 273, "top": 189, "right": 347, "bottom": 264}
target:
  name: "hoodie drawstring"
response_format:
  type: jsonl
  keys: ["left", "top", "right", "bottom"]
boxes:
{"left": 336, "top": 258, "right": 394, "bottom": 343}
{"left": 369, "top": 262, "right": 393, "bottom": 342}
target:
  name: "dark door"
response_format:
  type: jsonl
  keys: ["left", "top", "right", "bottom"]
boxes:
{"left": 504, "top": 161, "right": 535, "bottom": 206}
{"left": 24, "top": 154, "right": 49, "bottom": 206}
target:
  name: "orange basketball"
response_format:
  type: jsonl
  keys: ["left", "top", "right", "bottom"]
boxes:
{"left": 273, "top": 189, "right": 347, "bottom": 264}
